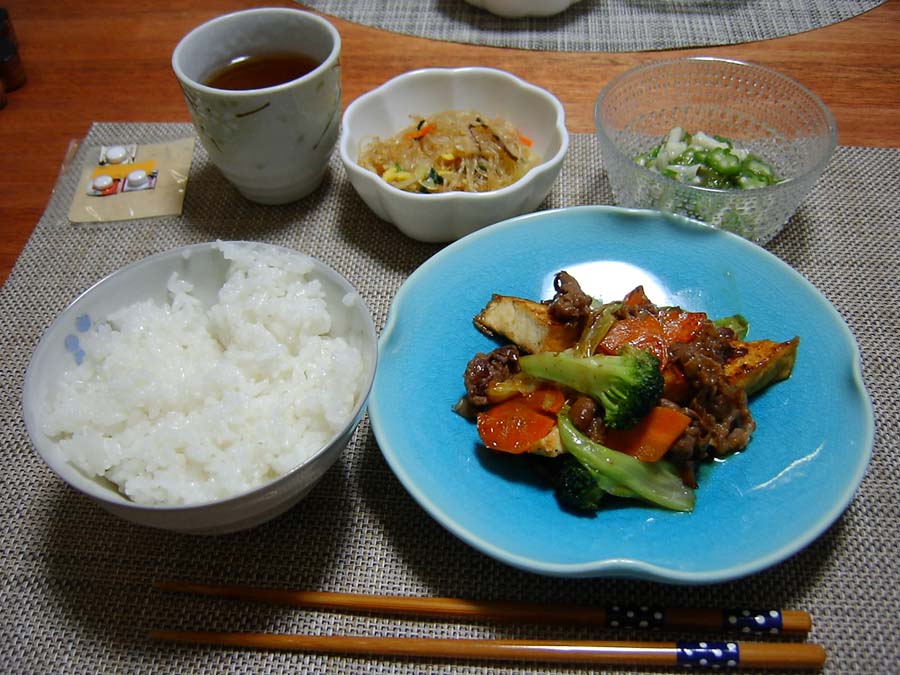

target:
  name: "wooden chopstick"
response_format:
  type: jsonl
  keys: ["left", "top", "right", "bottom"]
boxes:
{"left": 154, "top": 580, "right": 812, "bottom": 635}
{"left": 149, "top": 630, "right": 827, "bottom": 669}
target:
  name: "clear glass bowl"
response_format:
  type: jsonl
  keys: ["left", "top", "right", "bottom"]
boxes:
{"left": 594, "top": 57, "right": 837, "bottom": 244}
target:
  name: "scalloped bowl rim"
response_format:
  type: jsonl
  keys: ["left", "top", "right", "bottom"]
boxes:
{"left": 339, "top": 66, "right": 569, "bottom": 209}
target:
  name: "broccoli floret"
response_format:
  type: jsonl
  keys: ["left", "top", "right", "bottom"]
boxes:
{"left": 557, "top": 410, "right": 695, "bottom": 512}
{"left": 553, "top": 454, "right": 638, "bottom": 513}
{"left": 554, "top": 455, "right": 607, "bottom": 513}
{"left": 518, "top": 345, "right": 663, "bottom": 429}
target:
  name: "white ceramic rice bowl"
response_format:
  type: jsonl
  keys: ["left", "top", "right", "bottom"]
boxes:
{"left": 22, "top": 242, "right": 377, "bottom": 535}
{"left": 340, "top": 67, "right": 569, "bottom": 242}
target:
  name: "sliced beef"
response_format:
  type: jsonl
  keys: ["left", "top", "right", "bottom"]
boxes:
{"left": 665, "top": 324, "right": 756, "bottom": 468}
{"left": 547, "top": 271, "right": 592, "bottom": 323}
{"left": 463, "top": 344, "right": 521, "bottom": 407}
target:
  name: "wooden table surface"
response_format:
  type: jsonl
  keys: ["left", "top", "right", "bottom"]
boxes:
{"left": 1, "top": 0, "right": 898, "bottom": 287}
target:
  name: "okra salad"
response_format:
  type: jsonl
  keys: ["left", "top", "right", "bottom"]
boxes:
{"left": 455, "top": 271, "right": 799, "bottom": 515}
{"left": 635, "top": 127, "right": 782, "bottom": 190}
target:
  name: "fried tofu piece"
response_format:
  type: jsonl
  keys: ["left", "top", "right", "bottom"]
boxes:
{"left": 724, "top": 337, "right": 800, "bottom": 396}
{"left": 527, "top": 426, "right": 564, "bottom": 457}
{"left": 474, "top": 294, "right": 581, "bottom": 354}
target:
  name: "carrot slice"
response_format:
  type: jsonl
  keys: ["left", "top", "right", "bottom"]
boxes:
{"left": 659, "top": 307, "right": 708, "bottom": 345}
{"left": 622, "top": 285, "right": 652, "bottom": 307}
{"left": 662, "top": 364, "right": 692, "bottom": 404}
{"left": 604, "top": 406, "right": 692, "bottom": 462}
{"left": 518, "top": 133, "right": 534, "bottom": 147}
{"left": 476, "top": 398, "right": 557, "bottom": 454}
{"left": 522, "top": 388, "right": 566, "bottom": 415}
{"left": 406, "top": 122, "right": 436, "bottom": 140}
{"left": 598, "top": 313, "right": 668, "bottom": 367}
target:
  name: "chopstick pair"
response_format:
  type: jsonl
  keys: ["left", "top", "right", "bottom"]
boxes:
{"left": 151, "top": 580, "right": 825, "bottom": 670}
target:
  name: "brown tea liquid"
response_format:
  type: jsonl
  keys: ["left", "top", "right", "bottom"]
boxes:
{"left": 205, "top": 52, "right": 320, "bottom": 90}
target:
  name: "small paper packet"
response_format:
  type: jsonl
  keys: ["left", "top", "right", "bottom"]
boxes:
{"left": 68, "top": 138, "right": 194, "bottom": 223}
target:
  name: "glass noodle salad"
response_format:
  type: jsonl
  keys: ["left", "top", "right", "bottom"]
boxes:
{"left": 635, "top": 127, "right": 782, "bottom": 190}
{"left": 357, "top": 110, "right": 540, "bottom": 194}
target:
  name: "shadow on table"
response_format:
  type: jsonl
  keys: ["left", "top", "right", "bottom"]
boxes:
{"left": 622, "top": 0, "right": 747, "bottom": 15}
{"left": 175, "top": 161, "right": 351, "bottom": 241}
{"left": 352, "top": 422, "right": 844, "bottom": 636}
{"left": 433, "top": 0, "right": 751, "bottom": 34}
{"left": 329, "top": 174, "right": 442, "bottom": 271}
{"left": 38, "top": 459, "right": 357, "bottom": 652}
{"left": 36, "top": 422, "right": 850, "bottom": 656}
{"left": 767, "top": 204, "right": 817, "bottom": 269}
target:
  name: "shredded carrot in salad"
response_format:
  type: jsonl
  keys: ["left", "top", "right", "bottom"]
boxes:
{"left": 358, "top": 110, "right": 540, "bottom": 194}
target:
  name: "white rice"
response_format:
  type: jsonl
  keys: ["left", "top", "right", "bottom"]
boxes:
{"left": 41, "top": 242, "right": 366, "bottom": 506}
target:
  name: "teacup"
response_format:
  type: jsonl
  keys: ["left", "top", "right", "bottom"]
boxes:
{"left": 172, "top": 8, "right": 341, "bottom": 205}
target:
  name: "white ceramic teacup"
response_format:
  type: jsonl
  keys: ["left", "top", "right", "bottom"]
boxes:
{"left": 172, "top": 8, "right": 341, "bottom": 205}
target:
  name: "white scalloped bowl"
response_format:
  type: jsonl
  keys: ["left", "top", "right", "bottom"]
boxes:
{"left": 464, "top": 0, "right": 583, "bottom": 17}
{"left": 339, "top": 67, "right": 569, "bottom": 242}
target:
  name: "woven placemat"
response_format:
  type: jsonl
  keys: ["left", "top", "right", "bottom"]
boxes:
{"left": 1, "top": 123, "right": 897, "bottom": 674}
{"left": 298, "top": 0, "right": 886, "bottom": 52}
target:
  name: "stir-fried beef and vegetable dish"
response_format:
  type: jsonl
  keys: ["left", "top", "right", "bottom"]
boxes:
{"left": 456, "top": 272, "right": 799, "bottom": 514}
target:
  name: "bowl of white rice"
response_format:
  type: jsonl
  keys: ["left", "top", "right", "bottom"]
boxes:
{"left": 23, "top": 241, "right": 377, "bottom": 534}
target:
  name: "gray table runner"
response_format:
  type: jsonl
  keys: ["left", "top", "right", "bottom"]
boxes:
{"left": 2, "top": 122, "right": 898, "bottom": 674}
{"left": 298, "top": 0, "right": 886, "bottom": 52}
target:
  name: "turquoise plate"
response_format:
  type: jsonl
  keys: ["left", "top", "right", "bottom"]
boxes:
{"left": 368, "top": 206, "right": 873, "bottom": 583}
